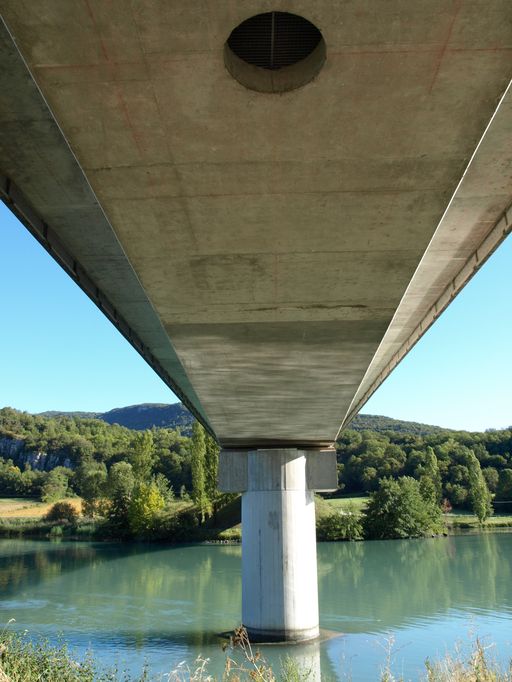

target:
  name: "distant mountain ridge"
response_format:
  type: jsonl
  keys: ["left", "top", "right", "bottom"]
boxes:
{"left": 39, "top": 402, "right": 193, "bottom": 432}
{"left": 38, "top": 403, "right": 452, "bottom": 436}
{"left": 349, "top": 413, "right": 454, "bottom": 436}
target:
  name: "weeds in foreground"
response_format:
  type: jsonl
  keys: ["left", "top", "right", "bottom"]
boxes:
{"left": 2, "top": 622, "right": 512, "bottom": 681}
{"left": 424, "top": 638, "right": 512, "bottom": 682}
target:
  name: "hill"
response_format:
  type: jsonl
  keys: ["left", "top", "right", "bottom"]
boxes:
{"left": 37, "top": 403, "right": 454, "bottom": 436}
{"left": 349, "top": 413, "right": 454, "bottom": 436}
{"left": 39, "top": 410, "right": 98, "bottom": 419}
{"left": 100, "top": 403, "right": 193, "bottom": 431}
{"left": 39, "top": 402, "right": 194, "bottom": 432}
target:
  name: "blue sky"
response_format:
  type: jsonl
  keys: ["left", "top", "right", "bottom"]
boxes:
{"left": 0, "top": 200, "right": 510, "bottom": 430}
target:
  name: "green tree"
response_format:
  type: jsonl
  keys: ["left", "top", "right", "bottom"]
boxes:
{"left": 128, "top": 481, "right": 165, "bottom": 535}
{"left": 153, "top": 472, "right": 174, "bottom": 503}
{"left": 130, "top": 431, "right": 155, "bottom": 481}
{"left": 363, "top": 476, "right": 443, "bottom": 540}
{"left": 75, "top": 460, "right": 107, "bottom": 517}
{"left": 482, "top": 467, "right": 499, "bottom": 493}
{"left": 40, "top": 467, "right": 70, "bottom": 503}
{"left": 467, "top": 451, "right": 493, "bottom": 523}
{"left": 190, "top": 421, "right": 209, "bottom": 521}
{"left": 106, "top": 461, "right": 135, "bottom": 527}
{"left": 420, "top": 447, "right": 442, "bottom": 503}
{"left": 204, "top": 433, "right": 219, "bottom": 499}
{"left": 496, "top": 468, "right": 512, "bottom": 500}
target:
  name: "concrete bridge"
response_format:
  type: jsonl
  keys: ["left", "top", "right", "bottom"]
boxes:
{"left": 1, "top": 2, "right": 511, "bottom": 643}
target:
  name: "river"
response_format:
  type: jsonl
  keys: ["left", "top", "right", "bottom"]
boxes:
{"left": 0, "top": 533, "right": 511, "bottom": 680}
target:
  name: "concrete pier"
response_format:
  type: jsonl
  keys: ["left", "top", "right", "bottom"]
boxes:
{"left": 219, "top": 448, "right": 337, "bottom": 642}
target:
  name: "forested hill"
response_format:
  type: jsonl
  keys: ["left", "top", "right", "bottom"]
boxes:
{"left": 100, "top": 403, "right": 192, "bottom": 431}
{"left": 1, "top": 406, "right": 511, "bottom": 508}
{"left": 39, "top": 403, "right": 194, "bottom": 432}
{"left": 349, "top": 414, "right": 451, "bottom": 436}
{"left": 37, "top": 402, "right": 450, "bottom": 435}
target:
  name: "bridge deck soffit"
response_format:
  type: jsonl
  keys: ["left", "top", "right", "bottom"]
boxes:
{"left": 0, "top": 3, "right": 511, "bottom": 446}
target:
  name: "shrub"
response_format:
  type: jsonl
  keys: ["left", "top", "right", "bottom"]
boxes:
{"left": 441, "top": 498, "right": 453, "bottom": 513}
{"left": 44, "top": 501, "right": 79, "bottom": 524}
{"left": 162, "top": 507, "right": 199, "bottom": 541}
{"left": 49, "top": 525, "right": 64, "bottom": 539}
{"left": 316, "top": 507, "right": 363, "bottom": 541}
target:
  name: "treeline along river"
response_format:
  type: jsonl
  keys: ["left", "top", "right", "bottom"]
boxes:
{"left": 1, "top": 533, "right": 512, "bottom": 679}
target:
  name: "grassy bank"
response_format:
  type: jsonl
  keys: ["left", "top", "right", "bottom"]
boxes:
{"left": 0, "top": 496, "right": 242, "bottom": 543}
{"left": 2, "top": 495, "right": 512, "bottom": 543}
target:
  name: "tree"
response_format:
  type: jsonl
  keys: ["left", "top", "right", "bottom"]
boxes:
{"left": 467, "top": 450, "right": 493, "bottom": 523}
{"left": 105, "top": 461, "right": 135, "bottom": 527}
{"left": 445, "top": 482, "right": 468, "bottom": 506}
{"left": 130, "top": 431, "right": 155, "bottom": 481}
{"left": 128, "top": 481, "right": 165, "bottom": 535}
{"left": 496, "top": 469, "right": 512, "bottom": 500}
{"left": 482, "top": 467, "right": 499, "bottom": 493}
{"left": 204, "top": 433, "right": 220, "bottom": 516}
{"left": 420, "top": 447, "right": 442, "bottom": 503}
{"left": 75, "top": 460, "right": 107, "bottom": 517}
{"left": 190, "top": 421, "right": 209, "bottom": 521}
{"left": 41, "top": 467, "right": 69, "bottom": 503}
{"left": 363, "top": 477, "right": 443, "bottom": 540}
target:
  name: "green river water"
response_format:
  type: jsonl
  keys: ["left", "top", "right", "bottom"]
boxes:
{"left": 0, "top": 533, "right": 511, "bottom": 680}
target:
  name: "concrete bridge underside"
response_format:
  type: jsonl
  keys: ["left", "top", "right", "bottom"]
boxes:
{"left": 1, "top": 2, "right": 511, "bottom": 642}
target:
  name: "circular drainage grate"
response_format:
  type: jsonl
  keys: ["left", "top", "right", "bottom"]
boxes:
{"left": 224, "top": 11, "right": 325, "bottom": 93}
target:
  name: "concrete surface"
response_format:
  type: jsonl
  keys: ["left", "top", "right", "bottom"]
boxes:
{"left": 241, "top": 449, "right": 319, "bottom": 641}
{"left": 219, "top": 448, "right": 337, "bottom": 492}
{"left": 0, "top": 3, "right": 511, "bottom": 446}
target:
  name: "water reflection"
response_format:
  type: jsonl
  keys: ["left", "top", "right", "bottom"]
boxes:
{"left": 318, "top": 533, "right": 512, "bottom": 634}
{"left": 0, "top": 534, "right": 511, "bottom": 679}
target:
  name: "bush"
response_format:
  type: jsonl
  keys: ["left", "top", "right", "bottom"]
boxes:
{"left": 44, "top": 502, "right": 79, "bottom": 524}
{"left": 0, "top": 630, "right": 152, "bottom": 681}
{"left": 363, "top": 476, "right": 443, "bottom": 540}
{"left": 49, "top": 525, "right": 64, "bottom": 539}
{"left": 316, "top": 507, "right": 363, "bottom": 541}
{"left": 161, "top": 507, "right": 199, "bottom": 541}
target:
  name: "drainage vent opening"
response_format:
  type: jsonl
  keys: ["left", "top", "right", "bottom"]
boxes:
{"left": 225, "top": 12, "right": 326, "bottom": 93}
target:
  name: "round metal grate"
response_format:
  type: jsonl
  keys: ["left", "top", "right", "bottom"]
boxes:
{"left": 227, "top": 12, "right": 323, "bottom": 71}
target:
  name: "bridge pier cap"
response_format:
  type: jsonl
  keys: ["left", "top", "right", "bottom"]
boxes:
{"left": 219, "top": 448, "right": 337, "bottom": 643}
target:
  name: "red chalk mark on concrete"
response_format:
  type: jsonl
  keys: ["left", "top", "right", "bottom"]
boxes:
{"left": 83, "top": 0, "right": 110, "bottom": 64}
{"left": 428, "top": 0, "right": 463, "bottom": 94}
{"left": 82, "top": 0, "right": 146, "bottom": 158}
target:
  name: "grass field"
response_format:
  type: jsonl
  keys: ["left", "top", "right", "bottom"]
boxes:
{"left": 0, "top": 497, "right": 82, "bottom": 519}
{"left": 445, "top": 511, "right": 512, "bottom": 527}
{"left": 325, "top": 496, "right": 369, "bottom": 512}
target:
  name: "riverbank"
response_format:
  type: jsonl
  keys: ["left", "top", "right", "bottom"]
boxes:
{"left": 0, "top": 495, "right": 243, "bottom": 543}
{"left": 324, "top": 494, "right": 512, "bottom": 532}
{"left": 1, "top": 494, "right": 512, "bottom": 543}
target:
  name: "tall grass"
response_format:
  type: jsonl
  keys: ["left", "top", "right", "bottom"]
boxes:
{"left": 1, "top": 624, "right": 512, "bottom": 681}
